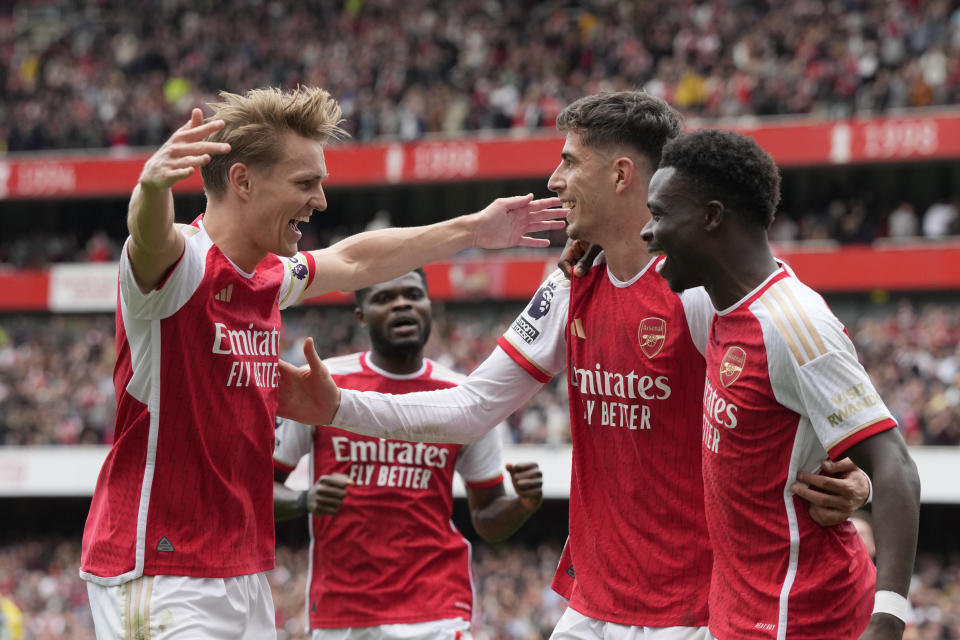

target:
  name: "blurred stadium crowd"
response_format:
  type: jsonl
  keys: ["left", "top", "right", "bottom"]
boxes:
{"left": 1, "top": 538, "right": 957, "bottom": 639}
{"left": 3, "top": 0, "right": 960, "bottom": 152}
{"left": 0, "top": 298, "right": 957, "bottom": 447}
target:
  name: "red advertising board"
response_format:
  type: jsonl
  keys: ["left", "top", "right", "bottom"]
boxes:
{"left": 1, "top": 111, "right": 958, "bottom": 200}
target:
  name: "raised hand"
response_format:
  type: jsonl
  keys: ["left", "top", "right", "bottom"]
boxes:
{"left": 139, "top": 108, "right": 231, "bottom": 190}
{"left": 506, "top": 462, "right": 544, "bottom": 512}
{"left": 791, "top": 457, "right": 871, "bottom": 527}
{"left": 472, "top": 195, "right": 567, "bottom": 249}
{"left": 306, "top": 473, "right": 352, "bottom": 516}
{"left": 277, "top": 337, "right": 342, "bottom": 426}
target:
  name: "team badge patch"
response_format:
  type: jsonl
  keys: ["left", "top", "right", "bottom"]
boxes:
{"left": 720, "top": 346, "right": 746, "bottom": 387}
{"left": 638, "top": 317, "right": 666, "bottom": 358}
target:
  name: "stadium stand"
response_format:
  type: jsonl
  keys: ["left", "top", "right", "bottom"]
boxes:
{"left": 3, "top": 0, "right": 960, "bottom": 152}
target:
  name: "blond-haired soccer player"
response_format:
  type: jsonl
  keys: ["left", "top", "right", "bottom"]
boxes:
{"left": 79, "top": 87, "right": 564, "bottom": 639}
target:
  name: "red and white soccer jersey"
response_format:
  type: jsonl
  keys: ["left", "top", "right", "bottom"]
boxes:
{"left": 702, "top": 266, "right": 894, "bottom": 640}
{"left": 273, "top": 352, "right": 505, "bottom": 630}
{"left": 498, "top": 257, "right": 714, "bottom": 627}
{"left": 80, "top": 220, "right": 317, "bottom": 585}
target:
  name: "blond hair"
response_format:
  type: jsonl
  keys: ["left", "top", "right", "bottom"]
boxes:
{"left": 201, "top": 86, "right": 347, "bottom": 196}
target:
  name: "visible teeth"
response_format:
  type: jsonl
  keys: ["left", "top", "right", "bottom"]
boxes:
{"left": 562, "top": 202, "right": 574, "bottom": 209}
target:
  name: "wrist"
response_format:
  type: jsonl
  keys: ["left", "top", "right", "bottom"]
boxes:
{"left": 296, "top": 490, "right": 309, "bottom": 515}
{"left": 872, "top": 590, "right": 908, "bottom": 624}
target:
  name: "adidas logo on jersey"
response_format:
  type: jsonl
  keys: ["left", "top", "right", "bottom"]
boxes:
{"left": 156, "top": 536, "right": 175, "bottom": 553}
{"left": 214, "top": 284, "right": 234, "bottom": 302}
{"left": 570, "top": 318, "right": 586, "bottom": 339}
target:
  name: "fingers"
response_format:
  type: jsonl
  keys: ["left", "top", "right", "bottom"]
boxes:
{"left": 808, "top": 506, "right": 849, "bottom": 528}
{"left": 522, "top": 197, "right": 563, "bottom": 212}
{"left": 507, "top": 462, "right": 539, "bottom": 474}
{"left": 497, "top": 193, "right": 535, "bottom": 209}
{"left": 820, "top": 457, "right": 857, "bottom": 474}
{"left": 318, "top": 473, "right": 353, "bottom": 489}
{"left": 576, "top": 244, "right": 603, "bottom": 277}
{"left": 796, "top": 470, "right": 846, "bottom": 493}
{"left": 528, "top": 208, "right": 570, "bottom": 222}
{"left": 791, "top": 481, "right": 846, "bottom": 509}
{"left": 303, "top": 337, "right": 325, "bottom": 375}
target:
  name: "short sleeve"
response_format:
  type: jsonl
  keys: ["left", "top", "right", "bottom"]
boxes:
{"left": 119, "top": 228, "right": 208, "bottom": 320}
{"left": 277, "top": 252, "right": 317, "bottom": 310}
{"left": 760, "top": 290, "right": 896, "bottom": 460}
{"left": 496, "top": 269, "right": 569, "bottom": 382}
{"left": 680, "top": 287, "right": 714, "bottom": 356}
{"left": 456, "top": 424, "right": 505, "bottom": 487}
{"left": 273, "top": 418, "right": 315, "bottom": 472}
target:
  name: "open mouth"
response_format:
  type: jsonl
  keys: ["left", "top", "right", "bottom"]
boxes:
{"left": 388, "top": 316, "right": 420, "bottom": 337}
{"left": 287, "top": 214, "right": 311, "bottom": 236}
{"left": 562, "top": 201, "right": 575, "bottom": 211}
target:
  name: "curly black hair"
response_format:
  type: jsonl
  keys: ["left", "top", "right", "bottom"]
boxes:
{"left": 659, "top": 129, "right": 781, "bottom": 229}
{"left": 557, "top": 91, "right": 683, "bottom": 170}
{"left": 354, "top": 267, "right": 428, "bottom": 306}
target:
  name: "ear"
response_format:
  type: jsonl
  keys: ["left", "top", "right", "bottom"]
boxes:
{"left": 613, "top": 157, "right": 635, "bottom": 194}
{"left": 228, "top": 162, "right": 253, "bottom": 201}
{"left": 354, "top": 307, "right": 366, "bottom": 326}
{"left": 704, "top": 200, "right": 725, "bottom": 232}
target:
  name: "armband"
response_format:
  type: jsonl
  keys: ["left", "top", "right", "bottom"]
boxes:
{"left": 872, "top": 590, "right": 908, "bottom": 623}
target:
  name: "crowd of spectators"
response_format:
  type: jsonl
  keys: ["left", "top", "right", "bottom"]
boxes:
{"left": 1, "top": 537, "right": 957, "bottom": 639}
{"left": 1, "top": 297, "right": 958, "bottom": 447}
{"left": 3, "top": 0, "right": 960, "bottom": 153}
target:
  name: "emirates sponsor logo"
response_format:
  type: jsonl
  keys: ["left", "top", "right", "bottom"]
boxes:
{"left": 720, "top": 346, "right": 746, "bottom": 387}
{"left": 638, "top": 317, "right": 666, "bottom": 358}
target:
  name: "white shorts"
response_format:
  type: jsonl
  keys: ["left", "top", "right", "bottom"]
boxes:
{"left": 86, "top": 572, "right": 275, "bottom": 639}
{"left": 311, "top": 618, "right": 472, "bottom": 640}
{"left": 550, "top": 607, "right": 708, "bottom": 640}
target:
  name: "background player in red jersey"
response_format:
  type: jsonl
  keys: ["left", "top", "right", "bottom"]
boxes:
{"left": 277, "top": 92, "right": 870, "bottom": 640}
{"left": 642, "top": 129, "right": 921, "bottom": 640}
{"left": 80, "top": 86, "right": 565, "bottom": 639}
{"left": 273, "top": 269, "right": 543, "bottom": 639}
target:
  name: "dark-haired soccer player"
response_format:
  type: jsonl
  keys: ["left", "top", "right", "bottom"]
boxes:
{"left": 273, "top": 270, "right": 542, "bottom": 640}
{"left": 80, "top": 86, "right": 565, "bottom": 639}
{"left": 278, "top": 92, "right": 869, "bottom": 640}
{"left": 642, "top": 129, "right": 920, "bottom": 640}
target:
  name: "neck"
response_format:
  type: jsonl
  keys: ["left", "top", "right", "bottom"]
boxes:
{"left": 203, "top": 203, "right": 267, "bottom": 273}
{"left": 701, "top": 239, "right": 779, "bottom": 311}
{"left": 368, "top": 349, "right": 424, "bottom": 375}
{"left": 602, "top": 240, "right": 656, "bottom": 282}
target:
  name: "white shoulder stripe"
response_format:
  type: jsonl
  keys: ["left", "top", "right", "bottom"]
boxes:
{"left": 323, "top": 352, "right": 364, "bottom": 375}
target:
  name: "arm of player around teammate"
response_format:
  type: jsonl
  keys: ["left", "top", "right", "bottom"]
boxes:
{"left": 278, "top": 342, "right": 546, "bottom": 444}
{"left": 300, "top": 195, "right": 565, "bottom": 298}
{"left": 790, "top": 457, "right": 872, "bottom": 527}
{"left": 845, "top": 430, "right": 920, "bottom": 640}
{"left": 126, "top": 109, "right": 231, "bottom": 292}
{"left": 467, "top": 463, "right": 544, "bottom": 543}
{"left": 273, "top": 467, "right": 352, "bottom": 521}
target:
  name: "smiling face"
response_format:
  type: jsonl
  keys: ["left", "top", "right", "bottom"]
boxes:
{"left": 247, "top": 132, "right": 328, "bottom": 257}
{"left": 547, "top": 132, "right": 618, "bottom": 244}
{"left": 642, "top": 167, "right": 712, "bottom": 293}
{"left": 358, "top": 272, "right": 432, "bottom": 357}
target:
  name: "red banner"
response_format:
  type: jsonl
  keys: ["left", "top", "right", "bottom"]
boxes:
{"left": 1, "top": 243, "right": 958, "bottom": 312}
{"left": 1, "top": 111, "right": 959, "bottom": 199}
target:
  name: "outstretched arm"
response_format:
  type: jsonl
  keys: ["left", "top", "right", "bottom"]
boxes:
{"left": 127, "top": 109, "right": 231, "bottom": 292}
{"left": 301, "top": 195, "right": 565, "bottom": 298}
{"left": 467, "top": 462, "right": 544, "bottom": 543}
{"left": 277, "top": 339, "right": 545, "bottom": 444}
{"left": 847, "top": 429, "right": 921, "bottom": 640}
